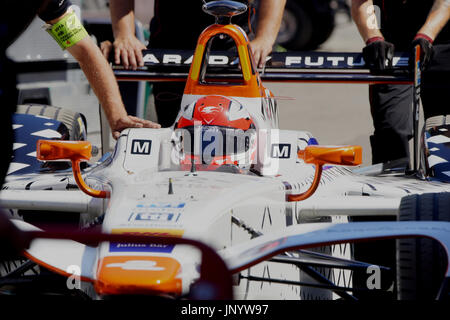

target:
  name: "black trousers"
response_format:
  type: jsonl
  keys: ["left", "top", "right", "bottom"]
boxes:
{"left": 369, "top": 44, "right": 450, "bottom": 165}
{"left": 369, "top": 83, "right": 413, "bottom": 165}
{"left": 152, "top": 82, "right": 186, "bottom": 128}
{"left": 421, "top": 44, "right": 450, "bottom": 120}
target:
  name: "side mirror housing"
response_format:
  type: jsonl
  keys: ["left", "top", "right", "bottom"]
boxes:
{"left": 37, "top": 140, "right": 92, "bottom": 162}
{"left": 298, "top": 145, "right": 362, "bottom": 166}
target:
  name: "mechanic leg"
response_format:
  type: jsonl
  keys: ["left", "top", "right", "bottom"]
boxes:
{"left": 152, "top": 82, "right": 186, "bottom": 128}
{"left": 420, "top": 44, "right": 450, "bottom": 179}
{"left": 369, "top": 84, "right": 413, "bottom": 165}
{"left": 421, "top": 44, "right": 450, "bottom": 120}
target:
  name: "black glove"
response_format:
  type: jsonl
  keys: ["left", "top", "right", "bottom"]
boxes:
{"left": 410, "top": 34, "right": 434, "bottom": 72}
{"left": 362, "top": 37, "right": 395, "bottom": 74}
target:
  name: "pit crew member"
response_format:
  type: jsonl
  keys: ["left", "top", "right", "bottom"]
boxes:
{"left": 101, "top": 0, "right": 286, "bottom": 127}
{"left": 0, "top": 0, "right": 161, "bottom": 186}
{"left": 351, "top": 0, "right": 450, "bottom": 299}
{"left": 352, "top": 0, "right": 450, "bottom": 165}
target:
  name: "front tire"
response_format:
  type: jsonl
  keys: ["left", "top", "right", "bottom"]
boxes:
{"left": 397, "top": 192, "right": 450, "bottom": 300}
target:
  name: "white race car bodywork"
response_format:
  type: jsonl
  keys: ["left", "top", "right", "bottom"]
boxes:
{"left": 4, "top": 124, "right": 450, "bottom": 299}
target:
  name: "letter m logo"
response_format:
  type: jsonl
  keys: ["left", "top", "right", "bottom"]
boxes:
{"left": 271, "top": 144, "right": 291, "bottom": 159}
{"left": 131, "top": 139, "right": 152, "bottom": 155}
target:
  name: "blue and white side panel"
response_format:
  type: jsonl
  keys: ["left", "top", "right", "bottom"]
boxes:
{"left": 9, "top": 114, "right": 69, "bottom": 175}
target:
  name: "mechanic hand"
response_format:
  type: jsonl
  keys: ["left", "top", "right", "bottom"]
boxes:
{"left": 100, "top": 36, "right": 146, "bottom": 70}
{"left": 409, "top": 34, "right": 434, "bottom": 72}
{"left": 249, "top": 37, "right": 274, "bottom": 69}
{"left": 362, "top": 37, "right": 395, "bottom": 74}
{"left": 111, "top": 115, "right": 161, "bottom": 140}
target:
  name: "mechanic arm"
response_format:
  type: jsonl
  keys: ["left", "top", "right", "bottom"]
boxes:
{"left": 351, "top": 0, "right": 384, "bottom": 43}
{"left": 46, "top": 13, "right": 160, "bottom": 140}
{"left": 100, "top": 0, "right": 146, "bottom": 70}
{"left": 409, "top": 0, "right": 450, "bottom": 69}
{"left": 417, "top": 0, "right": 450, "bottom": 41}
{"left": 250, "top": 0, "right": 286, "bottom": 68}
{"left": 351, "top": 0, "right": 394, "bottom": 72}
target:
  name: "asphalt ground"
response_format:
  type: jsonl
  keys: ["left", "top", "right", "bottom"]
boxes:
{"left": 266, "top": 14, "right": 374, "bottom": 166}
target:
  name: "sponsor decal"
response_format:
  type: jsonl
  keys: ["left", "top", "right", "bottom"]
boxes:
{"left": 200, "top": 105, "right": 223, "bottom": 115}
{"left": 142, "top": 51, "right": 229, "bottom": 66}
{"left": 139, "top": 50, "right": 409, "bottom": 69}
{"left": 129, "top": 212, "right": 177, "bottom": 222}
{"left": 109, "top": 242, "right": 174, "bottom": 253}
{"left": 106, "top": 260, "right": 165, "bottom": 271}
{"left": 131, "top": 139, "right": 152, "bottom": 155}
{"left": 271, "top": 144, "right": 291, "bottom": 159}
{"left": 142, "top": 202, "right": 186, "bottom": 209}
{"left": 109, "top": 228, "right": 184, "bottom": 254}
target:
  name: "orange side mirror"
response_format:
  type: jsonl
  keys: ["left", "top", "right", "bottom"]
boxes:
{"left": 298, "top": 145, "right": 362, "bottom": 166}
{"left": 288, "top": 145, "right": 362, "bottom": 202}
{"left": 37, "top": 140, "right": 92, "bottom": 162}
{"left": 36, "top": 140, "right": 108, "bottom": 199}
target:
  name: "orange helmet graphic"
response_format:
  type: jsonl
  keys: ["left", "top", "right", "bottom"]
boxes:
{"left": 175, "top": 95, "right": 257, "bottom": 170}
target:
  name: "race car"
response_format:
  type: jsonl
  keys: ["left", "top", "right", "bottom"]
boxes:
{"left": 1, "top": 0, "right": 449, "bottom": 300}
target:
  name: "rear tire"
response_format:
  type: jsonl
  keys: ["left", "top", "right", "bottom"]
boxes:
{"left": 397, "top": 192, "right": 450, "bottom": 300}
{"left": 15, "top": 104, "right": 87, "bottom": 141}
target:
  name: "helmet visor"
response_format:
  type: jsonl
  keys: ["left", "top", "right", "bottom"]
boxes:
{"left": 176, "top": 126, "right": 256, "bottom": 165}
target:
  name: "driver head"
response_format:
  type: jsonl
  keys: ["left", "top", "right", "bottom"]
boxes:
{"left": 175, "top": 95, "right": 257, "bottom": 170}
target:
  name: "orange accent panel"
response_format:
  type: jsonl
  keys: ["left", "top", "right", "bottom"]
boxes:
{"left": 184, "top": 24, "right": 263, "bottom": 98}
{"left": 111, "top": 228, "right": 184, "bottom": 237}
{"left": 95, "top": 256, "right": 182, "bottom": 296}
{"left": 415, "top": 45, "right": 421, "bottom": 66}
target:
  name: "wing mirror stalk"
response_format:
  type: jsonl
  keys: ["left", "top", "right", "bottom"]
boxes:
{"left": 288, "top": 145, "right": 362, "bottom": 202}
{"left": 37, "top": 140, "right": 109, "bottom": 198}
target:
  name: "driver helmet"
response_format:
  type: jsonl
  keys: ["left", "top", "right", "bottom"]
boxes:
{"left": 174, "top": 95, "right": 257, "bottom": 170}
